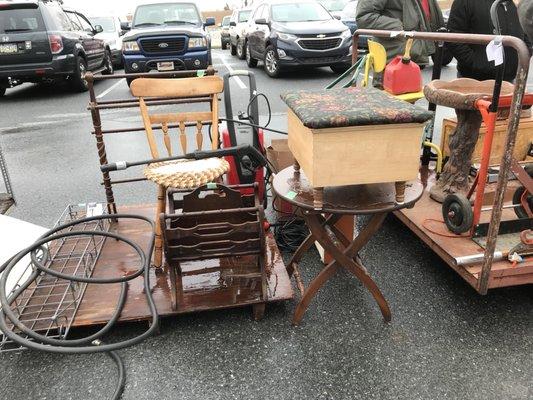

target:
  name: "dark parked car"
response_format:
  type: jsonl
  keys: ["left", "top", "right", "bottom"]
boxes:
{"left": 244, "top": 0, "right": 353, "bottom": 77}
{"left": 121, "top": 2, "right": 215, "bottom": 85}
{"left": 0, "top": 0, "right": 113, "bottom": 96}
{"left": 220, "top": 15, "right": 231, "bottom": 49}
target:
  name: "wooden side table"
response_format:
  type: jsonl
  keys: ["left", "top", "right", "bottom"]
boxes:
{"left": 273, "top": 166, "right": 424, "bottom": 325}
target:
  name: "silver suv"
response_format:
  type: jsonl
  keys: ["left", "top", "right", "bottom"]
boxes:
{"left": 229, "top": 7, "right": 252, "bottom": 60}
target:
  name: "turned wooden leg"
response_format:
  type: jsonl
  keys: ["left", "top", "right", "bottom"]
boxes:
{"left": 294, "top": 159, "right": 301, "bottom": 173}
{"left": 154, "top": 184, "right": 166, "bottom": 269}
{"left": 313, "top": 187, "right": 324, "bottom": 210}
{"left": 253, "top": 303, "right": 266, "bottom": 321}
{"left": 395, "top": 181, "right": 406, "bottom": 204}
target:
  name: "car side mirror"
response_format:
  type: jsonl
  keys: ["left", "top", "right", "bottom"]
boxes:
{"left": 333, "top": 15, "right": 341, "bottom": 20}
{"left": 229, "top": 21, "right": 237, "bottom": 27}
{"left": 204, "top": 17, "right": 216, "bottom": 27}
{"left": 93, "top": 24, "right": 103, "bottom": 34}
{"left": 120, "top": 21, "right": 131, "bottom": 31}
{"left": 255, "top": 18, "right": 268, "bottom": 25}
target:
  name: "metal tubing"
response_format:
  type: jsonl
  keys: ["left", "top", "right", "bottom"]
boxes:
{"left": 353, "top": 29, "right": 530, "bottom": 294}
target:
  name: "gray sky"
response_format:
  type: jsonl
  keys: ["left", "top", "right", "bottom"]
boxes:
{"left": 62, "top": 0, "right": 246, "bottom": 17}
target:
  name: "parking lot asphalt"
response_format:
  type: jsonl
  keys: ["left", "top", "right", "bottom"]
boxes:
{"left": 0, "top": 49, "right": 532, "bottom": 400}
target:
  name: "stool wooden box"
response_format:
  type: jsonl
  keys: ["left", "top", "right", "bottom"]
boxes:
{"left": 282, "top": 87, "right": 433, "bottom": 208}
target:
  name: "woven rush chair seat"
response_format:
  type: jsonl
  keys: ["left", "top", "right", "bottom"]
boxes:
{"left": 144, "top": 158, "right": 230, "bottom": 189}
{"left": 281, "top": 86, "right": 433, "bottom": 130}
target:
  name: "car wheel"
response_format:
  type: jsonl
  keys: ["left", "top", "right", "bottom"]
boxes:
{"left": 264, "top": 45, "right": 280, "bottom": 78}
{"left": 221, "top": 40, "right": 227, "bottom": 50}
{"left": 237, "top": 38, "right": 246, "bottom": 60}
{"left": 71, "top": 56, "right": 89, "bottom": 92}
{"left": 230, "top": 43, "right": 237, "bottom": 56}
{"left": 330, "top": 63, "right": 351, "bottom": 74}
{"left": 126, "top": 77, "right": 136, "bottom": 87}
{"left": 102, "top": 50, "right": 114, "bottom": 75}
{"left": 246, "top": 42, "right": 258, "bottom": 68}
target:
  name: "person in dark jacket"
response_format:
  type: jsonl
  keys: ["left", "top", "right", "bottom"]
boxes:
{"left": 356, "top": 0, "right": 444, "bottom": 64}
{"left": 447, "top": 0, "right": 526, "bottom": 82}
{"left": 519, "top": 0, "right": 533, "bottom": 42}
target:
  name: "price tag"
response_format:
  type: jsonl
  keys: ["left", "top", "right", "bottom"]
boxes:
{"left": 286, "top": 191, "right": 298, "bottom": 200}
{"left": 86, "top": 203, "right": 104, "bottom": 217}
{"left": 486, "top": 37, "right": 504, "bottom": 66}
{"left": 197, "top": 70, "right": 206, "bottom": 77}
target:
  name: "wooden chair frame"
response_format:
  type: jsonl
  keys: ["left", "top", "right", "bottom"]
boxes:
{"left": 130, "top": 75, "right": 224, "bottom": 268}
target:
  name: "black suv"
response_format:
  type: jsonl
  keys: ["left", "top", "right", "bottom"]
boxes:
{"left": 0, "top": 0, "right": 113, "bottom": 96}
{"left": 121, "top": 2, "right": 214, "bottom": 85}
{"left": 245, "top": 0, "right": 353, "bottom": 77}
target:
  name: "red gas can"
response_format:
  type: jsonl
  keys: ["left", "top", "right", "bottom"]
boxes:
{"left": 383, "top": 39, "right": 422, "bottom": 95}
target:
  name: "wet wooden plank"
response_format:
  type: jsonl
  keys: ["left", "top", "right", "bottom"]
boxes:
{"left": 394, "top": 175, "right": 533, "bottom": 292}
{"left": 72, "top": 205, "right": 293, "bottom": 327}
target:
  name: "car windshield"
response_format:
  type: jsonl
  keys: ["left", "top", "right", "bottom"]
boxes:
{"left": 271, "top": 2, "right": 332, "bottom": 22}
{"left": 133, "top": 3, "right": 200, "bottom": 27}
{"left": 238, "top": 10, "right": 251, "bottom": 23}
{"left": 341, "top": 1, "right": 357, "bottom": 20}
{"left": 318, "top": 0, "right": 349, "bottom": 12}
{"left": 89, "top": 17, "right": 115, "bottom": 32}
{"left": 0, "top": 5, "right": 45, "bottom": 34}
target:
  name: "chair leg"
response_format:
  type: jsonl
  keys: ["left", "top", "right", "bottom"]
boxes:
{"left": 154, "top": 184, "right": 166, "bottom": 269}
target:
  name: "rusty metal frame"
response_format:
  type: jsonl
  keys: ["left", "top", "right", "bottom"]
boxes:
{"left": 353, "top": 30, "right": 531, "bottom": 294}
{"left": 85, "top": 68, "right": 216, "bottom": 216}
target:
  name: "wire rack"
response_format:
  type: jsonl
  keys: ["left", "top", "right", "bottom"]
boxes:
{"left": 0, "top": 203, "right": 109, "bottom": 352}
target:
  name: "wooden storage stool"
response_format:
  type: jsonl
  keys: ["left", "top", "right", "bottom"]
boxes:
{"left": 281, "top": 87, "right": 433, "bottom": 209}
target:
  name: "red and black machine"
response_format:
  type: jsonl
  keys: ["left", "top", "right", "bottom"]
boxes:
{"left": 221, "top": 71, "right": 267, "bottom": 207}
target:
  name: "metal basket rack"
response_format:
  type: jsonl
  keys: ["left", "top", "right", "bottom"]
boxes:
{"left": 0, "top": 203, "right": 109, "bottom": 352}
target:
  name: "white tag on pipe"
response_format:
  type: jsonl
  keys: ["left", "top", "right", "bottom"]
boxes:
{"left": 116, "top": 161, "right": 127, "bottom": 170}
{"left": 486, "top": 36, "right": 504, "bottom": 66}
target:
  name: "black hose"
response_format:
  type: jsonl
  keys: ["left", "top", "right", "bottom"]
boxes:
{"left": 0, "top": 214, "right": 159, "bottom": 399}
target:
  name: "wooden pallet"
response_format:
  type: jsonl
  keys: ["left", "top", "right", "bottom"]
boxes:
{"left": 394, "top": 175, "right": 533, "bottom": 292}
{"left": 69, "top": 205, "right": 293, "bottom": 328}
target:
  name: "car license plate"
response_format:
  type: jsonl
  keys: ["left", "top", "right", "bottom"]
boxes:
{"left": 157, "top": 61, "right": 174, "bottom": 71}
{"left": 0, "top": 44, "right": 18, "bottom": 54}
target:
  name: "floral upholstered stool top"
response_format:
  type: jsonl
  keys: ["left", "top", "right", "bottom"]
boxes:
{"left": 281, "top": 86, "right": 433, "bottom": 209}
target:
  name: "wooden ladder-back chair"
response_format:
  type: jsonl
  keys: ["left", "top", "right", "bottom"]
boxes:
{"left": 130, "top": 76, "right": 225, "bottom": 268}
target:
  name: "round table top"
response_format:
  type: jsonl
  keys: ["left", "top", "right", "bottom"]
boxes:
{"left": 272, "top": 166, "right": 424, "bottom": 215}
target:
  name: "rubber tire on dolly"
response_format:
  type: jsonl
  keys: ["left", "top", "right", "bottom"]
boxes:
{"left": 230, "top": 43, "right": 237, "bottom": 56}
{"left": 71, "top": 56, "right": 89, "bottom": 92}
{"left": 512, "top": 164, "right": 533, "bottom": 219}
{"left": 264, "top": 45, "right": 280, "bottom": 78}
{"left": 442, "top": 193, "right": 473, "bottom": 235}
{"left": 246, "top": 42, "right": 258, "bottom": 68}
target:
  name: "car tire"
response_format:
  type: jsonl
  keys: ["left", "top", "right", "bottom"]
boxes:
{"left": 222, "top": 41, "right": 227, "bottom": 50}
{"left": 264, "top": 45, "right": 280, "bottom": 78}
{"left": 126, "top": 77, "right": 136, "bottom": 87}
{"left": 237, "top": 38, "right": 246, "bottom": 60}
{"left": 246, "top": 42, "right": 258, "bottom": 68}
{"left": 71, "top": 56, "right": 89, "bottom": 92}
{"left": 102, "top": 50, "right": 114, "bottom": 75}
{"left": 230, "top": 43, "right": 237, "bottom": 56}
{"left": 330, "top": 63, "right": 351, "bottom": 74}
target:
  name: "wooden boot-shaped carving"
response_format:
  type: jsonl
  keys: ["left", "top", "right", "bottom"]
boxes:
{"left": 430, "top": 109, "right": 482, "bottom": 203}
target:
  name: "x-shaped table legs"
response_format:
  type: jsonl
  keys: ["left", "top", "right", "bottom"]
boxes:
{"left": 288, "top": 212, "right": 392, "bottom": 326}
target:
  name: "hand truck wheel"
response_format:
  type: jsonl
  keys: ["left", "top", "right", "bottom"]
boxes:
{"left": 442, "top": 193, "right": 473, "bottom": 234}
{"left": 512, "top": 164, "right": 533, "bottom": 219}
